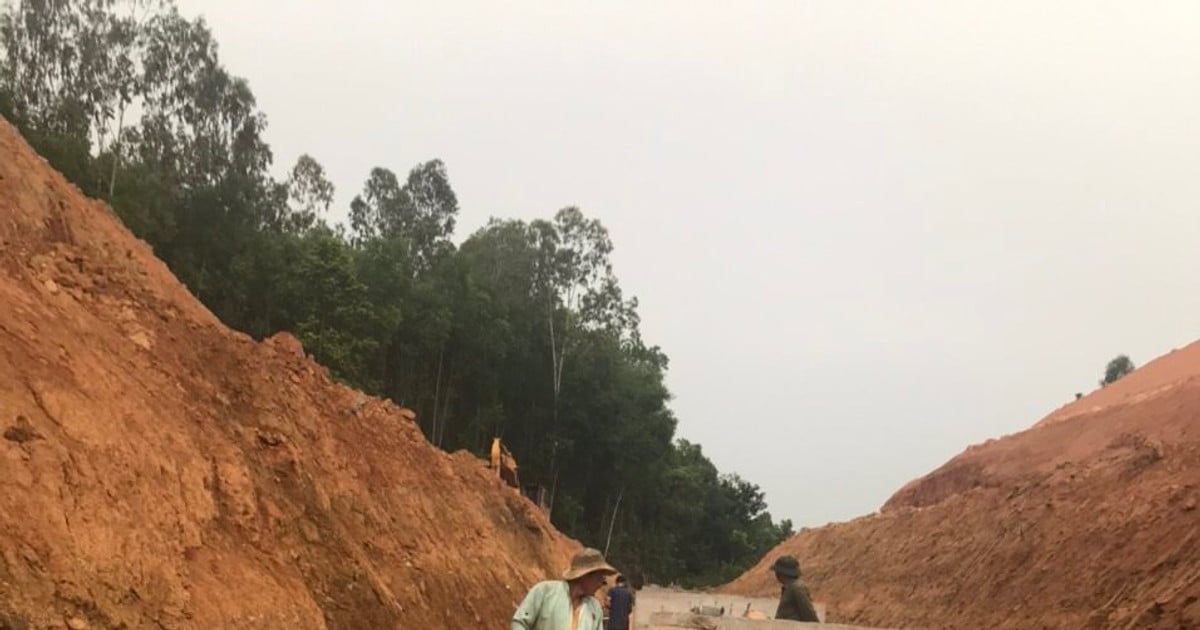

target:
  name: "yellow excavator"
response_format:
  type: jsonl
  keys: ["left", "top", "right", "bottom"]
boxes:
{"left": 490, "top": 437, "right": 549, "bottom": 512}
{"left": 490, "top": 437, "right": 521, "bottom": 489}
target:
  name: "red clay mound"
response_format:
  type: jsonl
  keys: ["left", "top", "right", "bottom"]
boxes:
{"left": 0, "top": 117, "right": 576, "bottom": 629}
{"left": 724, "top": 344, "right": 1200, "bottom": 629}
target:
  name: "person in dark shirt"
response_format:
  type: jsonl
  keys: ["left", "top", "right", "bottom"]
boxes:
{"left": 605, "top": 574, "right": 636, "bottom": 630}
{"left": 771, "top": 555, "right": 819, "bottom": 622}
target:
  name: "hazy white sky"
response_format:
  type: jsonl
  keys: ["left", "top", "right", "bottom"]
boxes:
{"left": 174, "top": 0, "right": 1200, "bottom": 527}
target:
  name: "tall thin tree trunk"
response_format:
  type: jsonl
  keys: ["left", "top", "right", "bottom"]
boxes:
{"left": 548, "top": 296, "right": 559, "bottom": 416}
{"left": 546, "top": 297, "right": 561, "bottom": 518}
{"left": 547, "top": 466, "right": 559, "bottom": 521}
{"left": 107, "top": 106, "right": 126, "bottom": 197}
{"left": 431, "top": 342, "right": 445, "bottom": 446}
{"left": 605, "top": 486, "right": 625, "bottom": 557}
{"left": 437, "top": 379, "right": 453, "bottom": 447}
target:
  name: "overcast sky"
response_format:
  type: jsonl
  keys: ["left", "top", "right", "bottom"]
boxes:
{"left": 173, "top": 0, "right": 1200, "bottom": 528}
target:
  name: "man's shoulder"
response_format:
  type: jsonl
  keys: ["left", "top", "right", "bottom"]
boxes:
{"left": 526, "top": 580, "right": 565, "bottom": 596}
{"left": 785, "top": 580, "right": 812, "bottom": 597}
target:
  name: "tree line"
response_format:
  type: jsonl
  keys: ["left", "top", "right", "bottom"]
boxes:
{"left": 0, "top": 0, "right": 792, "bottom": 587}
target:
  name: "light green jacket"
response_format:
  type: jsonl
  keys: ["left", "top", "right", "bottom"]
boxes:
{"left": 511, "top": 580, "right": 604, "bottom": 630}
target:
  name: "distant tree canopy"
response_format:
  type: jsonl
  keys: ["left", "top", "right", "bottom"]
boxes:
{"left": 0, "top": 0, "right": 792, "bottom": 587}
{"left": 1102, "top": 355, "right": 1135, "bottom": 386}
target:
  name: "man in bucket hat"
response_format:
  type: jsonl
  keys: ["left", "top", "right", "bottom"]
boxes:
{"left": 771, "top": 555, "right": 819, "bottom": 622}
{"left": 512, "top": 548, "right": 618, "bottom": 630}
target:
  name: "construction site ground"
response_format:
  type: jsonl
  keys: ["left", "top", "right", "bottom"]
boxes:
{"left": 647, "top": 612, "right": 885, "bottom": 630}
{"left": 633, "top": 587, "right": 849, "bottom": 626}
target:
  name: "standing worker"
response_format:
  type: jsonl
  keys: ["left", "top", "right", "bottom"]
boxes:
{"left": 491, "top": 438, "right": 502, "bottom": 473}
{"left": 770, "top": 555, "right": 819, "bottom": 622}
{"left": 605, "top": 574, "right": 636, "bottom": 630}
{"left": 512, "top": 548, "right": 617, "bottom": 630}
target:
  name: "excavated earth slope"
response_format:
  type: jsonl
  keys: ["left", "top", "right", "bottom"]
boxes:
{"left": 0, "top": 117, "right": 577, "bottom": 629}
{"left": 725, "top": 343, "right": 1200, "bottom": 629}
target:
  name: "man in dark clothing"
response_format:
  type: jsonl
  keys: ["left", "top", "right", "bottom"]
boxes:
{"left": 771, "top": 555, "right": 819, "bottom": 622}
{"left": 605, "top": 574, "right": 636, "bottom": 630}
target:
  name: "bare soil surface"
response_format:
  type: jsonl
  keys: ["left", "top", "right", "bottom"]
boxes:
{"left": 631, "top": 586, "right": 791, "bottom": 625}
{"left": 725, "top": 342, "right": 1200, "bottom": 629}
{"left": 0, "top": 117, "right": 577, "bottom": 629}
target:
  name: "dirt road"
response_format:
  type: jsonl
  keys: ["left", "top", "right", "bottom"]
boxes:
{"left": 631, "top": 587, "right": 824, "bottom": 625}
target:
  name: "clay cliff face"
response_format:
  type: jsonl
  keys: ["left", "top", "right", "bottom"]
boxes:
{"left": 725, "top": 344, "right": 1200, "bottom": 629}
{"left": 0, "top": 117, "right": 576, "bottom": 629}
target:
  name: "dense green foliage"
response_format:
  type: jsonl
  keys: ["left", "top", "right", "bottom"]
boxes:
{"left": 0, "top": 0, "right": 792, "bottom": 587}
{"left": 1102, "top": 354, "right": 1135, "bottom": 386}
